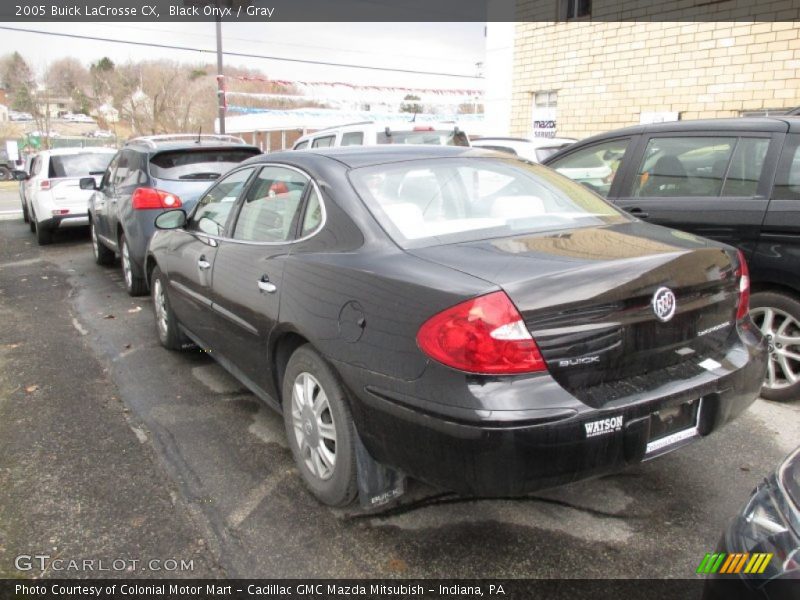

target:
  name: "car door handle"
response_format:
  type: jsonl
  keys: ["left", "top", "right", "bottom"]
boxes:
{"left": 257, "top": 275, "right": 277, "bottom": 294}
{"left": 626, "top": 207, "right": 649, "bottom": 219}
{"left": 197, "top": 256, "right": 212, "bottom": 271}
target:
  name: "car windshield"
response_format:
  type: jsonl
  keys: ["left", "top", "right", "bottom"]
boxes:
{"left": 48, "top": 153, "right": 113, "bottom": 178}
{"left": 149, "top": 148, "right": 260, "bottom": 181}
{"left": 376, "top": 129, "right": 470, "bottom": 146}
{"left": 350, "top": 157, "right": 628, "bottom": 248}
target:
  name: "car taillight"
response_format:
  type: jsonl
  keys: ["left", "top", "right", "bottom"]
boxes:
{"left": 416, "top": 291, "right": 547, "bottom": 375}
{"left": 736, "top": 249, "right": 750, "bottom": 321}
{"left": 131, "top": 187, "right": 182, "bottom": 210}
{"left": 40, "top": 180, "right": 50, "bottom": 190}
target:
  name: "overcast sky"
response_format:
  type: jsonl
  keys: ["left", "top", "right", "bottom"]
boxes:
{"left": 0, "top": 22, "right": 486, "bottom": 90}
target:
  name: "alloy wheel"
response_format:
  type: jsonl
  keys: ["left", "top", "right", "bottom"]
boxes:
{"left": 121, "top": 240, "right": 133, "bottom": 289}
{"left": 91, "top": 223, "right": 99, "bottom": 260}
{"left": 290, "top": 372, "right": 337, "bottom": 481}
{"left": 153, "top": 278, "right": 168, "bottom": 341}
{"left": 751, "top": 306, "right": 800, "bottom": 390}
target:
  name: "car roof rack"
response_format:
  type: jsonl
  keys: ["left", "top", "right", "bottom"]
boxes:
{"left": 300, "top": 121, "right": 375, "bottom": 136}
{"left": 125, "top": 134, "right": 246, "bottom": 148}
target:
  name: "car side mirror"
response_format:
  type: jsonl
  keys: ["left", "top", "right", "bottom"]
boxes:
{"left": 79, "top": 177, "right": 98, "bottom": 190}
{"left": 155, "top": 209, "right": 187, "bottom": 230}
{"left": 12, "top": 170, "right": 28, "bottom": 181}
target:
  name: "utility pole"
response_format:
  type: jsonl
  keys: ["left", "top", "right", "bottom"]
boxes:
{"left": 216, "top": 16, "right": 226, "bottom": 134}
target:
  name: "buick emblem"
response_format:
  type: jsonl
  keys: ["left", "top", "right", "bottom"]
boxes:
{"left": 652, "top": 287, "right": 676, "bottom": 322}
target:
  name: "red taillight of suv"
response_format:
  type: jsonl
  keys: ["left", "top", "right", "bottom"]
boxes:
{"left": 131, "top": 187, "right": 182, "bottom": 210}
{"left": 416, "top": 291, "right": 547, "bottom": 375}
{"left": 40, "top": 180, "right": 51, "bottom": 190}
{"left": 736, "top": 249, "right": 751, "bottom": 321}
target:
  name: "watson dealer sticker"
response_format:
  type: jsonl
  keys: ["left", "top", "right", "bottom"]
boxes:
{"left": 584, "top": 416, "right": 624, "bottom": 438}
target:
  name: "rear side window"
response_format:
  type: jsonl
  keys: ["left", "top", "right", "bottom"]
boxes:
{"left": 294, "top": 141, "right": 309, "bottom": 150}
{"left": 633, "top": 136, "right": 768, "bottom": 198}
{"left": 633, "top": 137, "right": 733, "bottom": 197}
{"left": 341, "top": 132, "right": 364, "bottom": 146}
{"left": 721, "top": 138, "right": 769, "bottom": 197}
{"left": 311, "top": 136, "right": 335, "bottom": 148}
{"left": 48, "top": 153, "right": 114, "bottom": 179}
{"left": 233, "top": 167, "right": 308, "bottom": 243}
{"left": 773, "top": 134, "right": 800, "bottom": 200}
{"left": 548, "top": 138, "right": 629, "bottom": 197}
{"left": 149, "top": 148, "right": 259, "bottom": 181}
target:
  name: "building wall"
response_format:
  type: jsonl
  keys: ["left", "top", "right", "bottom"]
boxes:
{"left": 511, "top": 2, "right": 800, "bottom": 139}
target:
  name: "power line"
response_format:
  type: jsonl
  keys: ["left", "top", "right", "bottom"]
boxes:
{"left": 104, "top": 23, "right": 477, "bottom": 66}
{"left": 0, "top": 26, "right": 483, "bottom": 80}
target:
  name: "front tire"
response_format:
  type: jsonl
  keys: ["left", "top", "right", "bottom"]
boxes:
{"left": 750, "top": 291, "right": 800, "bottom": 403}
{"left": 282, "top": 345, "right": 358, "bottom": 507}
{"left": 120, "top": 232, "right": 148, "bottom": 296}
{"left": 90, "top": 220, "right": 115, "bottom": 266}
{"left": 151, "top": 266, "right": 188, "bottom": 351}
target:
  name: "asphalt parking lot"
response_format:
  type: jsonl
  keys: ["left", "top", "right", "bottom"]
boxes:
{"left": 0, "top": 186, "right": 798, "bottom": 579}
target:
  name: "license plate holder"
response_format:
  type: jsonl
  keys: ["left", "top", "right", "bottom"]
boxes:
{"left": 645, "top": 397, "right": 702, "bottom": 457}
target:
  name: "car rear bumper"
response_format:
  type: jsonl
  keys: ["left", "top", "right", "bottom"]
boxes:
{"left": 337, "top": 322, "right": 767, "bottom": 496}
{"left": 41, "top": 214, "right": 89, "bottom": 229}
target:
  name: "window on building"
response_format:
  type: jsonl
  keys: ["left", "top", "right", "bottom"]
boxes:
{"left": 531, "top": 91, "right": 558, "bottom": 138}
{"left": 560, "top": 0, "right": 591, "bottom": 20}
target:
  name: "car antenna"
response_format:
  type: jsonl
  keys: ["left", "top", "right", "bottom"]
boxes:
{"left": 196, "top": 126, "right": 202, "bottom": 144}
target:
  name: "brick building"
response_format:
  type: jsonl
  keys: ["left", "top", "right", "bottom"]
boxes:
{"left": 506, "top": 0, "right": 800, "bottom": 140}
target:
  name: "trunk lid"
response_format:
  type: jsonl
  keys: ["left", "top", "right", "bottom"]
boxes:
{"left": 409, "top": 222, "right": 740, "bottom": 406}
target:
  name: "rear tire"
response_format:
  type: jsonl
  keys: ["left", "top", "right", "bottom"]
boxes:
{"left": 150, "top": 266, "right": 189, "bottom": 351}
{"left": 90, "top": 220, "right": 115, "bottom": 266}
{"left": 282, "top": 345, "right": 358, "bottom": 507}
{"left": 750, "top": 291, "right": 800, "bottom": 403}
{"left": 120, "top": 232, "right": 148, "bottom": 296}
{"left": 29, "top": 210, "right": 35, "bottom": 232}
{"left": 21, "top": 199, "right": 29, "bottom": 223}
{"left": 33, "top": 214, "right": 52, "bottom": 245}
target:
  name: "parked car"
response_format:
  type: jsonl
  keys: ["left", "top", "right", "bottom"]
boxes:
{"left": 86, "top": 134, "right": 261, "bottom": 296}
{"left": 17, "top": 153, "right": 35, "bottom": 222}
{"left": 15, "top": 147, "right": 115, "bottom": 245}
{"left": 145, "top": 145, "right": 765, "bottom": 507}
{"left": 544, "top": 117, "right": 800, "bottom": 402}
{"left": 292, "top": 121, "right": 470, "bottom": 150}
{"left": 702, "top": 446, "right": 799, "bottom": 600}
{"left": 9, "top": 111, "right": 34, "bottom": 122}
{"left": 471, "top": 136, "right": 576, "bottom": 162}
{"left": 84, "top": 130, "right": 115, "bottom": 139}
{"left": 62, "top": 113, "right": 95, "bottom": 123}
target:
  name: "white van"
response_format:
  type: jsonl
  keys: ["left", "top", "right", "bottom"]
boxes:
{"left": 292, "top": 121, "right": 470, "bottom": 150}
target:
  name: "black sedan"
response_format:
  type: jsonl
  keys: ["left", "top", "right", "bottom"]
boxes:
{"left": 145, "top": 146, "right": 767, "bottom": 507}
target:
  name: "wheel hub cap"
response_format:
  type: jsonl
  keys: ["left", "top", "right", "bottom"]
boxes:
{"left": 291, "top": 372, "right": 336, "bottom": 481}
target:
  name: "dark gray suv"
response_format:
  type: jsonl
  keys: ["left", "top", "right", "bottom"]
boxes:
{"left": 544, "top": 117, "right": 800, "bottom": 402}
{"left": 85, "top": 135, "right": 260, "bottom": 295}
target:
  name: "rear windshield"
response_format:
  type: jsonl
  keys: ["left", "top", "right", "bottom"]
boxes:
{"left": 48, "top": 153, "right": 113, "bottom": 178}
{"left": 149, "top": 148, "right": 259, "bottom": 181}
{"left": 376, "top": 129, "right": 470, "bottom": 147}
{"left": 349, "top": 157, "right": 627, "bottom": 249}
